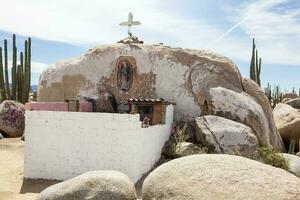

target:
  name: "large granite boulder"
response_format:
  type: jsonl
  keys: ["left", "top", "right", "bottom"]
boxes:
{"left": 206, "top": 87, "right": 284, "bottom": 151}
{"left": 38, "top": 43, "right": 283, "bottom": 151}
{"left": 242, "top": 78, "right": 284, "bottom": 150}
{"left": 195, "top": 115, "right": 258, "bottom": 154}
{"left": 273, "top": 103, "right": 300, "bottom": 146}
{"left": 38, "top": 170, "right": 137, "bottom": 200}
{"left": 281, "top": 153, "right": 300, "bottom": 177}
{"left": 285, "top": 97, "right": 300, "bottom": 109}
{"left": 38, "top": 44, "right": 243, "bottom": 121}
{"left": 282, "top": 92, "right": 298, "bottom": 99}
{"left": 0, "top": 100, "right": 25, "bottom": 137}
{"left": 142, "top": 154, "right": 300, "bottom": 200}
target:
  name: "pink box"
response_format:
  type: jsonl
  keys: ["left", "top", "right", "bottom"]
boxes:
{"left": 25, "top": 102, "right": 68, "bottom": 111}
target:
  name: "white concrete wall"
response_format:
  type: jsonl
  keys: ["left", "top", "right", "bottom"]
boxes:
{"left": 24, "top": 106, "right": 173, "bottom": 183}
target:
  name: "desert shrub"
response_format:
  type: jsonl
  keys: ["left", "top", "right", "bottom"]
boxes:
{"left": 162, "top": 121, "right": 207, "bottom": 159}
{"left": 251, "top": 146, "right": 289, "bottom": 170}
{"left": 172, "top": 122, "right": 188, "bottom": 144}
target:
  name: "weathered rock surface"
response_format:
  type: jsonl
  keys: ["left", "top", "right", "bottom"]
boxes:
{"left": 282, "top": 98, "right": 292, "bottom": 103}
{"left": 38, "top": 43, "right": 284, "bottom": 151}
{"left": 285, "top": 97, "right": 300, "bottom": 109}
{"left": 273, "top": 103, "right": 300, "bottom": 146}
{"left": 0, "top": 133, "right": 3, "bottom": 139}
{"left": 38, "top": 170, "right": 137, "bottom": 200}
{"left": 195, "top": 115, "right": 258, "bottom": 154}
{"left": 242, "top": 78, "right": 284, "bottom": 150}
{"left": 282, "top": 92, "right": 298, "bottom": 99}
{"left": 38, "top": 44, "right": 243, "bottom": 120}
{"left": 281, "top": 153, "right": 300, "bottom": 177}
{"left": 0, "top": 100, "right": 25, "bottom": 137}
{"left": 142, "top": 154, "right": 300, "bottom": 200}
{"left": 206, "top": 87, "right": 284, "bottom": 151}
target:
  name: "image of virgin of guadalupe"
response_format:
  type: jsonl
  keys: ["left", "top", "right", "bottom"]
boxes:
{"left": 118, "top": 60, "right": 133, "bottom": 92}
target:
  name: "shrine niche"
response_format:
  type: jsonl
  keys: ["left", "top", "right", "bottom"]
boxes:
{"left": 116, "top": 57, "right": 135, "bottom": 92}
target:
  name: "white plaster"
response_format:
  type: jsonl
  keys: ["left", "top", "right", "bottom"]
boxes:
{"left": 39, "top": 44, "right": 217, "bottom": 120}
{"left": 24, "top": 107, "right": 173, "bottom": 183}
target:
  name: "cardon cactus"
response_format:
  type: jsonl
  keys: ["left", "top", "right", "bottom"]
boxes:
{"left": 249, "top": 38, "right": 262, "bottom": 86}
{"left": 0, "top": 34, "right": 31, "bottom": 103}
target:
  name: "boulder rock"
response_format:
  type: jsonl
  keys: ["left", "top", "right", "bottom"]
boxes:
{"left": 206, "top": 87, "right": 284, "bottom": 151}
{"left": 142, "top": 154, "right": 300, "bottom": 200}
{"left": 0, "top": 100, "right": 25, "bottom": 137}
{"left": 195, "top": 115, "right": 258, "bottom": 154}
{"left": 285, "top": 97, "right": 300, "bottom": 109}
{"left": 0, "top": 132, "right": 3, "bottom": 139}
{"left": 297, "top": 152, "right": 300, "bottom": 157}
{"left": 273, "top": 103, "right": 300, "bottom": 147}
{"left": 38, "top": 170, "right": 137, "bottom": 200}
{"left": 162, "top": 142, "right": 205, "bottom": 159}
{"left": 282, "top": 92, "right": 298, "bottom": 99}
{"left": 281, "top": 153, "right": 300, "bottom": 177}
{"left": 38, "top": 44, "right": 243, "bottom": 121}
{"left": 282, "top": 98, "right": 292, "bottom": 103}
{"left": 175, "top": 142, "right": 205, "bottom": 157}
{"left": 242, "top": 78, "right": 284, "bottom": 150}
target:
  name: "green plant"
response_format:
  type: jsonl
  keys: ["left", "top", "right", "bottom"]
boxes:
{"left": 288, "top": 139, "right": 296, "bottom": 154}
{"left": 0, "top": 34, "right": 31, "bottom": 103}
{"left": 249, "top": 38, "right": 262, "bottom": 86}
{"left": 264, "top": 83, "right": 283, "bottom": 108}
{"left": 254, "top": 146, "right": 289, "bottom": 170}
{"left": 172, "top": 122, "right": 188, "bottom": 144}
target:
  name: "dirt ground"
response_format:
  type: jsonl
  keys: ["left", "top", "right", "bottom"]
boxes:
{"left": 0, "top": 138, "right": 59, "bottom": 200}
{"left": 0, "top": 138, "right": 154, "bottom": 200}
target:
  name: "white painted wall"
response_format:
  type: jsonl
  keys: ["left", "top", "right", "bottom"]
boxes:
{"left": 24, "top": 105, "right": 173, "bottom": 183}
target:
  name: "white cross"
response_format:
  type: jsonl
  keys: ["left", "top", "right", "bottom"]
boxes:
{"left": 119, "top": 12, "right": 141, "bottom": 37}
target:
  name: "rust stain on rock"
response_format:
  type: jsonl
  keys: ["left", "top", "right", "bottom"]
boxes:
{"left": 38, "top": 74, "right": 93, "bottom": 102}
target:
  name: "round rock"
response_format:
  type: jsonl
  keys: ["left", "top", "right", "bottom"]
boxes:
{"left": 0, "top": 100, "right": 25, "bottom": 137}
{"left": 281, "top": 153, "right": 300, "bottom": 177}
{"left": 38, "top": 170, "right": 137, "bottom": 200}
{"left": 142, "top": 154, "right": 300, "bottom": 200}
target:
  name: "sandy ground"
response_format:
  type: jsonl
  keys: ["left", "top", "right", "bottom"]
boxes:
{"left": 0, "top": 138, "right": 158, "bottom": 200}
{"left": 0, "top": 138, "right": 59, "bottom": 200}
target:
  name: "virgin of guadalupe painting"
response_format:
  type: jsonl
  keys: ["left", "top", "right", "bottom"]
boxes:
{"left": 117, "top": 59, "right": 134, "bottom": 92}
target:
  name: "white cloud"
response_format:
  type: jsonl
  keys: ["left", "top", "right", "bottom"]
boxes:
{"left": 228, "top": 0, "right": 300, "bottom": 65}
{"left": 0, "top": 0, "right": 248, "bottom": 62}
{"left": 31, "top": 61, "right": 49, "bottom": 73}
{"left": 0, "top": 0, "right": 299, "bottom": 68}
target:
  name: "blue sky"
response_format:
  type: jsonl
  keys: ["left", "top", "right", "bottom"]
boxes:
{"left": 0, "top": 0, "right": 299, "bottom": 92}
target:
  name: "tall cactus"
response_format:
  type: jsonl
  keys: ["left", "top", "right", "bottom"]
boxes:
{"left": 4, "top": 39, "right": 10, "bottom": 99}
{"left": 249, "top": 38, "right": 262, "bottom": 86}
{"left": 0, "top": 47, "right": 6, "bottom": 101}
{"left": 11, "top": 34, "right": 17, "bottom": 100}
{"left": 16, "top": 52, "right": 24, "bottom": 102}
{"left": 23, "top": 38, "right": 31, "bottom": 102}
{"left": 0, "top": 34, "right": 32, "bottom": 103}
